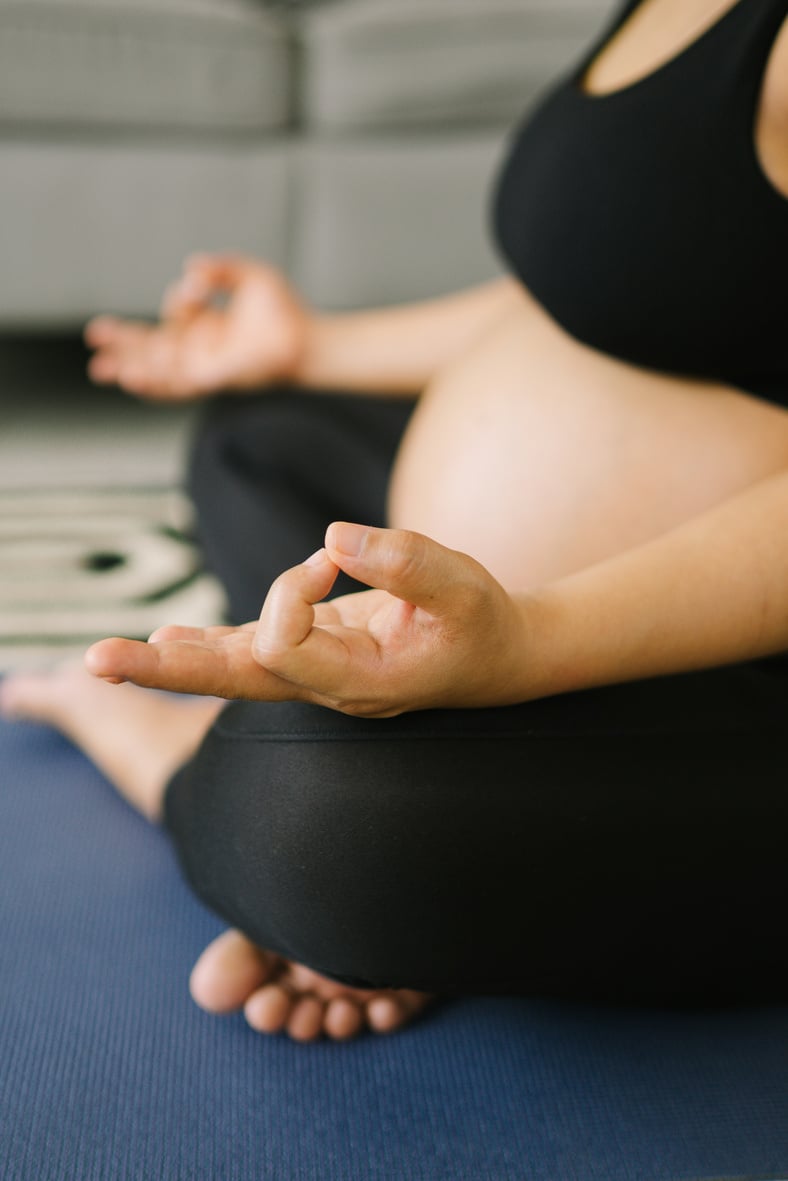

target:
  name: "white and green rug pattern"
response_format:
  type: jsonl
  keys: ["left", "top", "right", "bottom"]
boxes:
{"left": 0, "top": 337, "right": 227, "bottom": 671}
{"left": 0, "top": 484, "right": 226, "bottom": 672}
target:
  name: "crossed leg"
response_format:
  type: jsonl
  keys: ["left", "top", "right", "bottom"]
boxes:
{"left": 0, "top": 656, "right": 430, "bottom": 1043}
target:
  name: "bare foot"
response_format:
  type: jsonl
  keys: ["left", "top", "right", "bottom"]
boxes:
{"left": 0, "top": 662, "right": 223, "bottom": 820}
{"left": 0, "top": 663, "right": 433, "bottom": 1039}
{"left": 189, "top": 928, "right": 431, "bottom": 1042}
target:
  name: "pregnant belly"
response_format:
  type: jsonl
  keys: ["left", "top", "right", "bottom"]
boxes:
{"left": 387, "top": 285, "right": 788, "bottom": 591}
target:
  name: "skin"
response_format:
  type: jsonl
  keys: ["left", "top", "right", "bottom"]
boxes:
{"left": 3, "top": 0, "right": 788, "bottom": 1042}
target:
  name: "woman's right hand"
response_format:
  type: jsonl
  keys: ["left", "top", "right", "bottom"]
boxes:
{"left": 85, "top": 254, "right": 312, "bottom": 400}
{"left": 85, "top": 523, "right": 539, "bottom": 717}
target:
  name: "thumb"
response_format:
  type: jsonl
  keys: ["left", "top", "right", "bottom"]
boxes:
{"left": 159, "top": 255, "right": 245, "bottom": 322}
{"left": 166, "top": 254, "right": 276, "bottom": 333}
{"left": 325, "top": 522, "right": 478, "bottom": 614}
{"left": 183, "top": 253, "right": 264, "bottom": 293}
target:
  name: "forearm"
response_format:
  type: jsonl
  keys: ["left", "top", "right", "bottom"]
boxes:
{"left": 520, "top": 468, "right": 788, "bottom": 700}
{"left": 80, "top": 472, "right": 788, "bottom": 716}
{"left": 294, "top": 276, "right": 520, "bottom": 395}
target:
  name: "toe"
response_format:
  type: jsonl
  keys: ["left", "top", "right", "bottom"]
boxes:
{"left": 244, "top": 984, "right": 293, "bottom": 1033}
{"left": 366, "top": 990, "right": 430, "bottom": 1034}
{"left": 285, "top": 961, "right": 358, "bottom": 1001}
{"left": 286, "top": 996, "right": 325, "bottom": 1042}
{"left": 365, "top": 995, "right": 406, "bottom": 1034}
{"left": 189, "top": 929, "right": 279, "bottom": 1014}
{"left": 400, "top": 989, "right": 431, "bottom": 1015}
{"left": 324, "top": 997, "right": 364, "bottom": 1041}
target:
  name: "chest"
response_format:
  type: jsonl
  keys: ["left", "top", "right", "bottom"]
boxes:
{"left": 582, "top": 0, "right": 788, "bottom": 199}
{"left": 490, "top": 0, "right": 788, "bottom": 394}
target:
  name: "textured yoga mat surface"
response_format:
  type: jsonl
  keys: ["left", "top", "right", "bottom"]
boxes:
{"left": 0, "top": 713, "right": 787, "bottom": 1181}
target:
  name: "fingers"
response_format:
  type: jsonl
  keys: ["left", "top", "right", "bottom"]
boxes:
{"left": 254, "top": 550, "right": 339, "bottom": 656}
{"left": 84, "top": 255, "right": 244, "bottom": 397}
{"left": 325, "top": 522, "right": 484, "bottom": 616}
{"left": 84, "top": 578, "right": 349, "bottom": 704}
{"left": 85, "top": 316, "right": 209, "bottom": 399}
{"left": 160, "top": 253, "right": 264, "bottom": 322}
{"left": 160, "top": 276, "right": 210, "bottom": 325}
{"left": 147, "top": 622, "right": 257, "bottom": 644}
{"left": 84, "top": 315, "right": 174, "bottom": 394}
{"left": 184, "top": 253, "right": 267, "bottom": 287}
{"left": 251, "top": 551, "right": 359, "bottom": 698}
{"left": 85, "top": 317, "right": 152, "bottom": 384}
{"left": 83, "top": 632, "right": 286, "bottom": 701}
{"left": 251, "top": 550, "right": 388, "bottom": 702}
{"left": 84, "top": 315, "right": 126, "bottom": 348}
{"left": 159, "top": 256, "right": 232, "bottom": 323}
{"left": 85, "top": 635, "right": 218, "bottom": 693}
{"left": 148, "top": 604, "right": 342, "bottom": 648}
{"left": 249, "top": 532, "right": 482, "bottom": 703}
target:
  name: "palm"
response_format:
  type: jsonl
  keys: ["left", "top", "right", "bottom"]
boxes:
{"left": 181, "top": 268, "right": 303, "bottom": 390}
{"left": 166, "top": 284, "right": 281, "bottom": 392}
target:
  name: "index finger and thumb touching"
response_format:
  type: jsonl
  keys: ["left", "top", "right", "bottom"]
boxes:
{"left": 251, "top": 548, "right": 346, "bottom": 680}
{"left": 252, "top": 522, "right": 459, "bottom": 664}
{"left": 159, "top": 257, "right": 227, "bottom": 321}
{"left": 158, "top": 254, "right": 255, "bottom": 322}
{"left": 248, "top": 524, "right": 452, "bottom": 686}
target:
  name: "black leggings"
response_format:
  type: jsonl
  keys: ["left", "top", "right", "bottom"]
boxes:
{"left": 164, "top": 390, "right": 788, "bottom": 1004}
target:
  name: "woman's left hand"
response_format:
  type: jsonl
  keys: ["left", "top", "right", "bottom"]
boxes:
{"left": 85, "top": 523, "right": 534, "bottom": 716}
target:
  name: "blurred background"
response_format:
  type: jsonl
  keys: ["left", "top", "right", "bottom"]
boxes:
{"left": 0, "top": 0, "right": 615, "bottom": 668}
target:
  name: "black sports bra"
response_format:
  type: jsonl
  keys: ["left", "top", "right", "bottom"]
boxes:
{"left": 491, "top": 0, "right": 788, "bottom": 407}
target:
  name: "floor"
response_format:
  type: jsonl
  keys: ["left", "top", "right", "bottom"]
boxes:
{"left": 0, "top": 334, "right": 194, "bottom": 488}
{"left": 0, "top": 336, "right": 226, "bottom": 670}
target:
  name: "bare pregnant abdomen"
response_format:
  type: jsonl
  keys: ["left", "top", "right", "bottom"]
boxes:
{"left": 387, "top": 286, "right": 788, "bottom": 591}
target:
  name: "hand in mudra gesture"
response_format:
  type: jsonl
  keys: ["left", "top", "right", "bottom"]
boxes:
{"left": 85, "top": 524, "right": 532, "bottom": 717}
{"left": 85, "top": 254, "right": 311, "bottom": 400}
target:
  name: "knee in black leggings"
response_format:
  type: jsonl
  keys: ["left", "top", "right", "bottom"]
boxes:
{"left": 187, "top": 391, "right": 330, "bottom": 512}
{"left": 164, "top": 701, "right": 516, "bottom": 993}
{"left": 172, "top": 386, "right": 788, "bottom": 1003}
{"left": 164, "top": 679, "right": 788, "bottom": 1003}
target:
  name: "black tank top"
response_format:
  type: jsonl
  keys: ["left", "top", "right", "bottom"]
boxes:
{"left": 491, "top": 0, "right": 788, "bottom": 406}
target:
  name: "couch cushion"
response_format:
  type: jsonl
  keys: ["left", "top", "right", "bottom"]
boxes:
{"left": 0, "top": 0, "right": 292, "bottom": 134}
{"left": 0, "top": 138, "right": 292, "bottom": 323}
{"left": 299, "top": 0, "right": 617, "bottom": 132}
{"left": 291, "top": 132, "right": 507, "bottom": 310}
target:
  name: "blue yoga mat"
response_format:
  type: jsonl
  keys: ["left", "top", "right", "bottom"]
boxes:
{"left": 1, "top": 715, "right": 786, "bottom": 1181}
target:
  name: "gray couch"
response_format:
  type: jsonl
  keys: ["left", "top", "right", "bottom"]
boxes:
{"left": 0, "top": 0, "right": 614, "bottom": 326}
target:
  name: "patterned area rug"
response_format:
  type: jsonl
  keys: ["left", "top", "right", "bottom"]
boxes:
{"left": 0, "top": 485, "right": 227, "bottom": 671}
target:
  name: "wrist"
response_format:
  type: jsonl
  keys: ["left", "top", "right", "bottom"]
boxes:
{"left": 291, "top": 312, "right": 341, "bottom": 388}
{"left": 509, "top": 586, "right": 586, "bottom": 703}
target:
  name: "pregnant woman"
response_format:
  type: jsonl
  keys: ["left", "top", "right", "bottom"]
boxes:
{"left": 3, "top": 0, "right": 788, "bottom": 1042}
